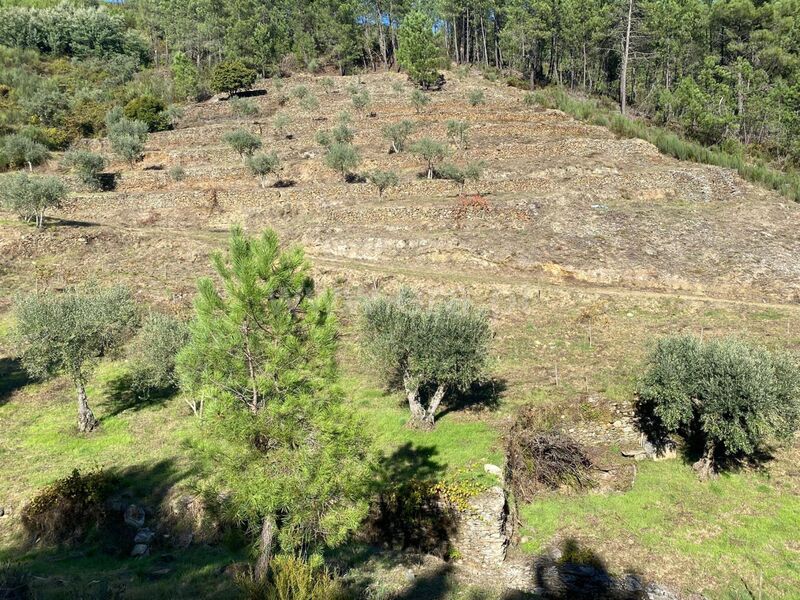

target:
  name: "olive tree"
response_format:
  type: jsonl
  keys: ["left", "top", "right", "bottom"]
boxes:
{"left": 446, "top": 120, "right": 469, "bottom": 149}
{"left": 352, "top": 90, "right": 371, "bottom": 115}
{"left": 1, "top": 134, "right": 49, "bottom": 171}
{"left": 382, "top": 120, "right": 414, "bottom": 153}
{"left": 0, "top": 172, "right": 67, "bottom": 228}
{"left": 176, "top": 227, "right": 373, "bottom": 580}
{"left": 108, "top": 117, "right": 148, "bottom": 166}
{"left": 63, "top": 150, "right": 106, "bottom": 190}
{"left": 273, "top": 113, "right": 291, "bottom": 138}
{"left": 128, "top": 312, "right": 189, "bottom": 397}
{"left": 223, "top": 129, "right": 262, "bottom": 161}
{"left": 410, "top": 138, "right": 448, "bottom": 179}
{"left": 468, "top": 89, "right": 486, "bottom": 106}
{"left": 636, "top": 335, "right": 800, "bottom": 479}
{"left": 14, "top": 287, "right": 139, "bottom": 432}
{"left": 247, "top": 152, "right": 281, "bottom": 188}
{"left": 324, "top": 143, "right": 359, "bottom": 181}
{"left": 368, "top": 170, "right": 399, "bottom": 197}
{"left": 360, "top": 289, "right": 491, "bottom": 429}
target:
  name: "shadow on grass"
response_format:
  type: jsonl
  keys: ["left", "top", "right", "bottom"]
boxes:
{"left": 0, "top": 356, "right": 32, "bottom": 405}
{"left": 101, "top": 371, "right": 176, "bottom": 418}
{"left": 437, "top": 377, "right": 506, "bottom": 419}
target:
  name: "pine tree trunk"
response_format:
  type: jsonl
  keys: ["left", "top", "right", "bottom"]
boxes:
{"left": 620, "top": 0, "right": 634, "bottom": 115}
{"left": 254, "top": 516, "right": 276, "bottom": 581}
{"left": 77, "top": 381, "right": 98, "bottom": 433}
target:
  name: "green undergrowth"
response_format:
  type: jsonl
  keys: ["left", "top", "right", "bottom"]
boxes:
{"left": 534, "top": 87, "right": 800, "bottom": 202}
{"left": 519, "top": 458, "right": 800, "bottom": 599}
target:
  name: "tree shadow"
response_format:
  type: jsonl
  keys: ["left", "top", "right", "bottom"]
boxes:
{"left": 437, "top": 377, "right": 506, "bottom": 419}
{"left": 0, "top": 357, "right": 32, "bottom": 405}
{"left": 53, "top": 217, "right": 100, "bottom": 228}
{"left": 364, "top": 443, "right": 458, "bottom": 556}
{"left": 101, "top": 371, "right": 175, "bottom": 418}
{"left": 532, "top": 538, "right": 647, "bottom": 600}
{"left": 394, "top": 563, "right": 456, "bottom": 600}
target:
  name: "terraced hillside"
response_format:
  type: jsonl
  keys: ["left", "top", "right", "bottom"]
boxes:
{"left": 1, "top": 71, "right": 799, "bottom": 598}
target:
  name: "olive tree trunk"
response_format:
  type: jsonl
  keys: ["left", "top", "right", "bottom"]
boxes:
{"left": 76, "top": 381, "right": 98, "bottom": 433}
{"left": 692, "top": 440, "right": 717, "bottom": 480}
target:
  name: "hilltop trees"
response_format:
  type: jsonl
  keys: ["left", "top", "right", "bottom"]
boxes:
{"left": 361, "top": 289, "right": 491, "bottom": 429}
{"left": 1, "top": 173, "right": 67, "bottom": 228}
{"left": 177, "top": 227, "right": 372, "bottom": 580}
{"left": 397, "top": 11, "right": 441, "bottom": 89}
{"left": 637, "top": 336, "right": 800, "bottom": 479}
{"left": 15, "top": 287, "right": 139, "bottom": 432}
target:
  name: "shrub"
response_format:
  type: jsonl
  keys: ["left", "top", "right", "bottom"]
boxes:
{"left": 360, "top": 288, "right": 491, "bottom": 428}
{"left": 291, "top": 85, "right": 310, "bottom": 100}
{"left": 320, "top": 77, "right": 334, "bottom": 94}
{"left": 505, "top": 410, "right": 593, "bottom": 502}
{"left": 368, "top": 170, "right": 398, "bottom": 197}
{"left": 1, "top": 134, "right": 49, "bottom": 170}
{"left": 445, "top": 119, "right": 469, "bottom": 149}
{"left": 299, "top": 93, "right": 319, "bottom": 112}
{"left": 636, "top": 336, "right": 800, "bottom": 478}
{"left": 468, "top": 89, "right": 485, "bottom": 106}
{"left": 236, "top": 554, "right": 348, "bottom": 600}
{"left": 522, "top": 92, "right": 536, "bottom": 107}
{"left": 20, "top": 469, "right": 115, "bottom": 545}
{"left": 62, "top": 150, "right": 105, "bottom": 190}
{"left": 382, "top": 120, "right": 414, "bottom": 153}
{"left": 230, "top": 97, "right": 259, "bottom": 120}
{"left": 331, "top": 121, "right": 354, "bottom": 144}
{"left": 107, "top": 117, "right": 148, "bottom": 166}
{"left": 128, "top": 313, "right": 189, "bottom": 396}
{"left": 169, "top": 164, "right": 186, "bottom": 181}
{"left": 273, "top": 113, "right": 291, "bottom": 138}
{"left": 410, "top": 138, "right": 448, "bottom": 179}
{"left": 211, "top": 59, "right": 257, "bottom": 96}
{"left": 351, "top": 90, "right": 370, "bottom": 114}
{"left": 410, "top": 89, "right": 430, "bottom": 114}
{"left": 0, "top": 172, "right": 66, "bottom": 228}
{"left": 223, "top": 129, "right": 262, "bottom": 160}
{"left": 247, "top": 152, "right": 281, "bottom": 188}
{"left": 324, "top": 143, "right": 359, "bottom": 181}
{"left": 123, "top": 95, "right": 170, "bottom": 132}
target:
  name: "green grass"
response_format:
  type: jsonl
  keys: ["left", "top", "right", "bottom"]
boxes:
{"left": 519, "top": 459, "right": 800, "bottom": 599}
{"left": 534, "top": 87, "right": 800, "bottom": 202}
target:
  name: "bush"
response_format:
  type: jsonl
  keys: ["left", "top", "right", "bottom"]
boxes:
{"left": 324, "top": 143, "right": 359, "bottom": 181}
{"left": 410, "top": 89, "right": 430, "bottom": 114}
{"left": 247, "top": 152, "right": 281, "bottom": 188}
{"left": 211, "top": 59, "right": 257, "bottom": 95}
{"left": 169, "top": 164, "right": 186, "bottom": 181}
{"left": 468, "top": 89, "right": 485, "bottom": 106}
{"left": 522, "top": 92, "right": 536, "bottom": 107}
{"left": 505, "top": 410, "right": 593, "bottom": 502}
{"left": 230, "top": 97, "right": 259, "bottom": 120}
{"left": 351, "top": 90, "right": 370, "bottom": 113}
{"left": 410, "top": 138, "right": 448, "bottom": 179}
{"left": 20, "top": 469, "right": 115, "bottom": 545}
{"left": 299, "top": 93, "right": 319, "bottom": 112}
{"left": 367, "top": 170, "right": 398, "bottom": 197}
{"left": 62, "top": 150, "right": 105, "bottom": 190}
{"left": 0, "top": 172, "right": 66, "bottom": 228}
{"left": 320, "top": 77, "right": 334, "bottom": 94}
{"left": 236, "top": 554, "right": 348, "bottom": 600}
{"left": 1, "top": 134, "right": 49, "bottom": 170}
{"left": 128, "top": 313, "right": 189, "bottom": 396}
{"left": 360, "top": 288, "right": 491, "bottom": 428}
{"left": 123, "top": 95, "right": 170, "bottom": 132}
{"left": 107, "top": 117, "right": 148, "bottom": 166}
{"left": 223, "top": 129, "right": 262, "bottom": 160}
{"left": 291, "top": 85, "right": 310, "bottom": 100}
{"left": 382, "top": 120, "right": 414, "bottom": 153}
{"left": 636, "top": 336, "right": 800, "bottom": 478}
{"left": 273, "top": 113, "right": 291, "bottom": 138}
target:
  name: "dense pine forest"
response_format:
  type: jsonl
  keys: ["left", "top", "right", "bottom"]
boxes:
{"left": 1, "top": 0, "right": 799, "bottom": 170}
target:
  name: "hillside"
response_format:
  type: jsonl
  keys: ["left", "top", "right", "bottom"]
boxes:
{"left": 2, "top": 71, "right": 800, "bottom": 599}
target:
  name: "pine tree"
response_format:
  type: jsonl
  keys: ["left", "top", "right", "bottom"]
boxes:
{"left": 397, "top": 11, "right": 442, "bottom": 89}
